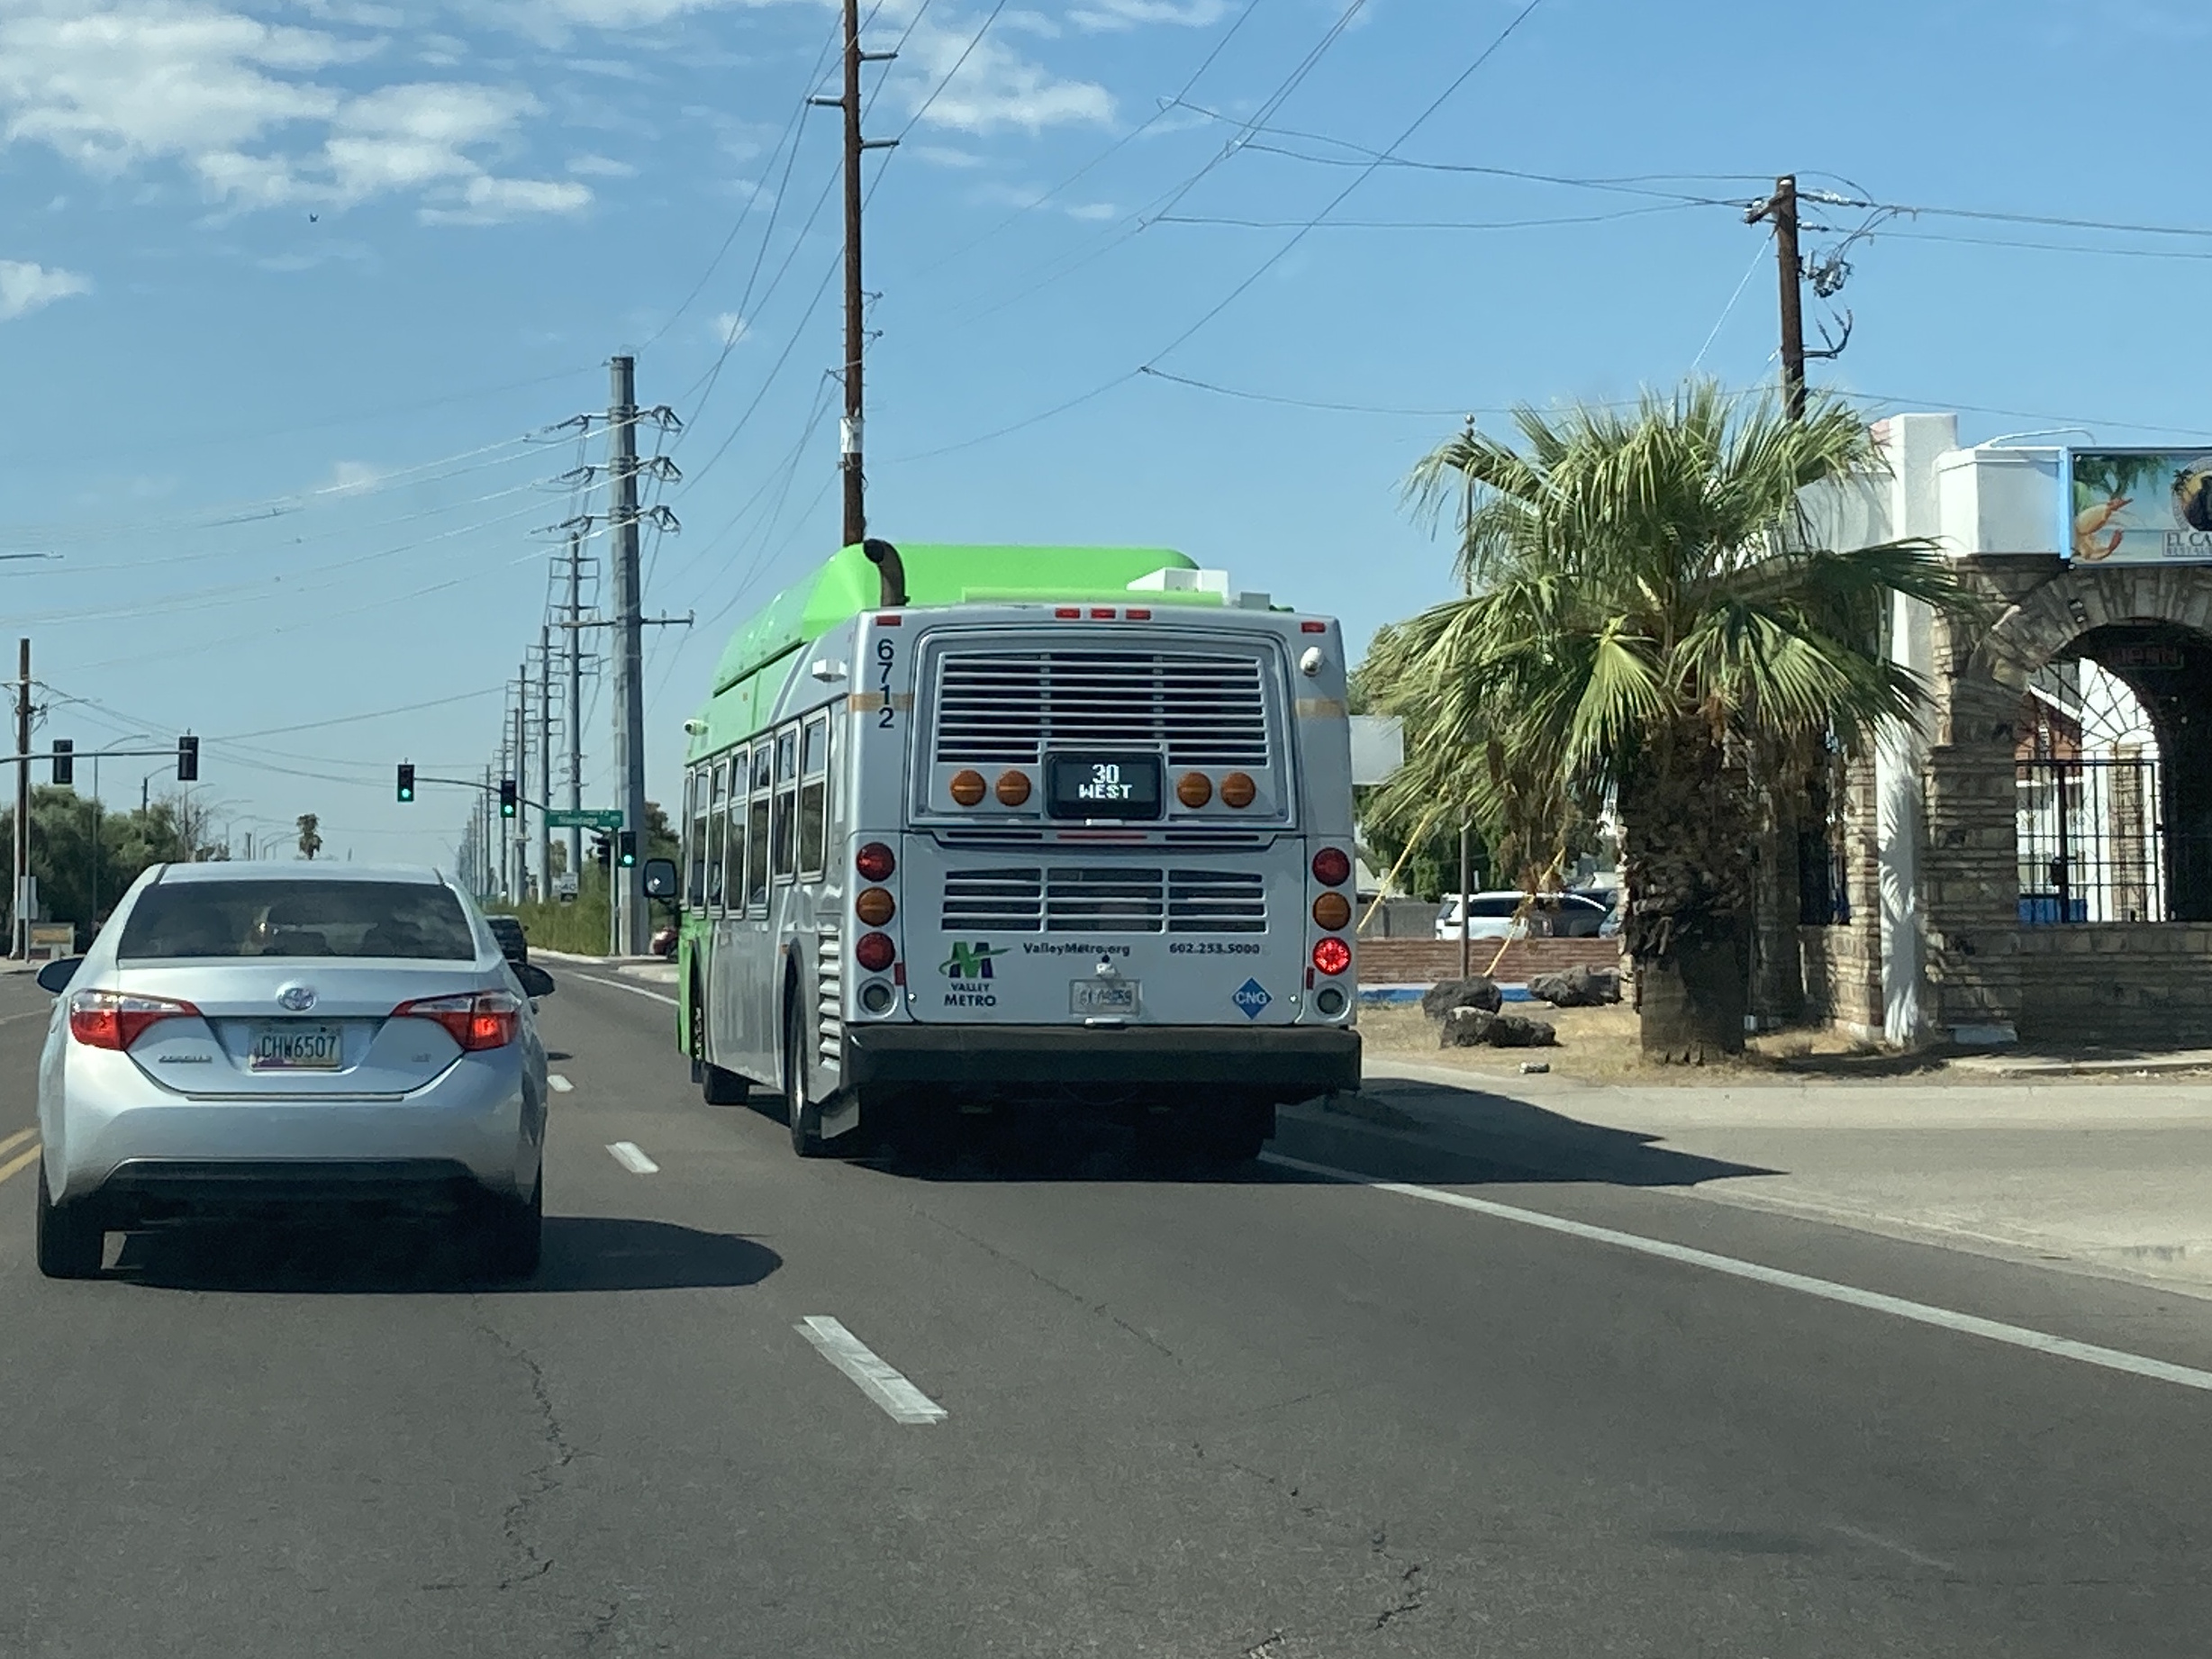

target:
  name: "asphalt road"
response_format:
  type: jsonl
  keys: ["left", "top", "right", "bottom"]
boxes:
{"left": 5, "top": 966, "right": 2212, "bottom": 1657}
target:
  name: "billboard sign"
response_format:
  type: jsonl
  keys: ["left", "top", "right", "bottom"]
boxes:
{"left": 2066, "top": 449, "right": 2212, "bottom": 564}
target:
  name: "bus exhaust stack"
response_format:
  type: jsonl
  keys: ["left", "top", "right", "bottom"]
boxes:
{"left": 863, "top": 539, "right": 907, "bottom": 607}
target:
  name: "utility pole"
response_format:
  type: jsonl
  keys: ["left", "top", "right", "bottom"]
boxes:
{"left": 539, "top": 622, "right": 554, "bottom": 899}
{"left": 13, "top": 639, "right": 29, "bottom": 960}
{"left": 812, "top": 0, "right": 898, "bottom": 549}
{"left": 608, "top": 355, "right": 648, "bottom": 956}
{"left": 1747, "top": 174, "right": 1806, "bottom": 421}
{"left": 512, "top": 686, "right": 529, "bottom": 903}
{"left": 566, "top": 532, "right": 585, "bottom": 892}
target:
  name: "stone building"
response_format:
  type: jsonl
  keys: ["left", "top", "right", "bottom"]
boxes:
{"left": 1779, "top": 412, "right": 2212, "bottom": 1049}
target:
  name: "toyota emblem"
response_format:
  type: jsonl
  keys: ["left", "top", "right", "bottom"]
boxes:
{"left": 277, "top": 985, "right": 317, "bottom": 1012}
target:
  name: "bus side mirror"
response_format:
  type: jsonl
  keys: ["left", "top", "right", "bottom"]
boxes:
{"left": 640, "top": 858, "right": 678, "bottom": 901}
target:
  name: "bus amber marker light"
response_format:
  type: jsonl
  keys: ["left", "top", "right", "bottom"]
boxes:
{"left": 1310, "top": 847, "right": 1351, "bottom": 886}
{"left": 949, "top": 769, "right": 986, "bottom": 807}
{"left": 1311, "top": 892, "right": 1352, "bottom": 931}
{"left": 1219, "top": 772, "right": 1256, "bottom": 809}
{"left": 856, "top": 933, "right": 897, "bottom": 973}
{"left": 995, "top": 769, "right": 1031, "bottom": 807}
{"left": 1176, "top": 772, "right": 1211, "bottom": 809}
{"left": 1311, "top": 937, "right": 1352, "bottom": 977}
{"left": 856, "top": 887, "right": 896, "bottom": 926}
{"left": 856, "top": 842, "right": 896, "bottom": 882}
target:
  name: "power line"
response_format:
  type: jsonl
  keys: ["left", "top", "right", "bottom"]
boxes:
{"left": 1153, "top": 203, "right": 1699, "bottom": 231}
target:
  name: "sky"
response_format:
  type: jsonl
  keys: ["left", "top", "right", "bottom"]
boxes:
{"left": 5, "top": 0, "right": 2212, "bottom": 867}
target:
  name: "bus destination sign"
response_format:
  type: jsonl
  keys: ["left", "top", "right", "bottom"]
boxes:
{"left": 1044, "top": 752, "right": 1163, "bottom": 820}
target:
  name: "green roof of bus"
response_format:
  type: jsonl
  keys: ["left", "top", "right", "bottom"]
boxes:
{"left": 707, "top": 542, "right": 1206, "bottom": 698}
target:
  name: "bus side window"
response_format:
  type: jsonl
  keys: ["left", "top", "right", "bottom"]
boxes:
{"left": 724, "top": 744, "right": 748, "bottom": 916}
{"left": 799, "top": 713, "right": 829, "bottom": 877}
{"left": 748, "top": 744, "right": 774, "bottom": 910}
{"left": 705, "top": 759, "right": 729, "bottom": 909}
{"left": 685, "top": 767, "right": 707, "bottom": 908}
{"left": 773, "top": 726, "right": 799, "bottom": 882}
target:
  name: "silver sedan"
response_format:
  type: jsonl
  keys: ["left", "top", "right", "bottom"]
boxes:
{"left": 32, "top": 861, "right": 554, "bottom": 1281}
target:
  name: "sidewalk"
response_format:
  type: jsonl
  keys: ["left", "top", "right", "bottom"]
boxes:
{"left": 531, "top": 947, "right": 678, "bottom": 985}
{"left": 1281, "top": 1057, "right": 2212, "bottom": 1300}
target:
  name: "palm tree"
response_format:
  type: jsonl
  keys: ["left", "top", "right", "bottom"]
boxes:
{"left": 296, "top": 812, "right": 322, "bottom": 861}
{"left": 1366, "top": 382, "right": 1974, "bottom": 1062}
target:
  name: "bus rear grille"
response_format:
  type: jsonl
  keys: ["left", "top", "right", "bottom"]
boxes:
{"left": 933, "top": 651, "right": 1270, "bottom": 766}
{"left": 939, "top": 867, "right": 1266, "bottom": 935}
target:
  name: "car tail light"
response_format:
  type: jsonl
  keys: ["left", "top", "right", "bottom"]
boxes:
{"left": 855, "top": 887, "right": 896, "bottom": 926}
{"left": 949, "top": 769, "right": 986, "bottom": 807}
{"left": 1176, "top": 772, "right": 1212, "bottom": 808}
{"left": 1219, "top": 771, "right": 1256, "bottom": 809}
{"left": 995, "top": 769, "right": 1032, "bottom": 807}
{"left": 1310, "top": 847, "right": 1351, "bottom": 886}
{"left": 68, "top": 989, "right": 200, "bottom": 1051}
{"left": 856, "top": 932, "right": 896, "bottom": 972}
{"left": 856, "top": 841, "right": 896, "bottom": 881}
{"left": 1311, "top": 892, "right": 1352, "bottom": 930}
{"left": 1311, "top": 937, "right": 1352, "bottom": 976}
{"left": 393, "top": 991, "right": 521, "bottom": 1052}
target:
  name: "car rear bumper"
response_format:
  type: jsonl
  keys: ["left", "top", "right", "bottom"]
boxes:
{"left": 83, "top": 1158, "right": 494, "bottom": 1226}
{"left": 842, "top": 1022, "right": 1360, "bottom": 1102}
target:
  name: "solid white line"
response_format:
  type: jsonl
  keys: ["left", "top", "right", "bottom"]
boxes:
{"left": 1260, "top": 1152, "right": 2212, "bottom": 1396}
{"left": 579, "top": 975, "right": 678, "bottom": 1008}
{"left": 548, "top": 1074, "right": 574, "bottom": 1093}
{"left": 605, "top": 1140, "right": 659, "bottom": 1174}
{"left": 796, "top": 1316, "right": 949, "bottom": 1425}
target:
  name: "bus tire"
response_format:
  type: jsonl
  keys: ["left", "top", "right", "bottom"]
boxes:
{"left": 784, "top": 991, "right": 828, "bottom": 1158}
{"left": 692, "top": 982, "right": 748, "bottom": 1104}
{"left": 1192, "top": 1101, "right": 1272, "bottom": 1166}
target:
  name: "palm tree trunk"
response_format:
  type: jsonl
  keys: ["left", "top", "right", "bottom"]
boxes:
{"left": 1621, "top": 721, "right": 1753, "bottom": 1063}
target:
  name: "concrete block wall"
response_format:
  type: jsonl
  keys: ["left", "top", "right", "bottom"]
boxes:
{"left": 1357, "top": 938, "right": 1623, "bottom": 985}
{"left": 2017, "top": 924, "right": 2212, "bottom": 1045}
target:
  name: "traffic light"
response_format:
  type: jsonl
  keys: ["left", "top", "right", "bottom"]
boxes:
{"left": 51, "top": 739, "right": 72, "bottom": 787}
{"left": 616, "top": 830, "right": 638, "bottom": 868}
{"left": 177, "top": 733, "right": 199, "bottom": 783}
{"left": 499, "top": 777, "right": 517, "bottom": 819}
{"left": 591, "top": 832, "right": 611, "bottom": 868}
{"left": 396, "top": 763, "right": 415, "bottom": 803}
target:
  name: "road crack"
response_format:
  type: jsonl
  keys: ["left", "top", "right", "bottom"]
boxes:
{"left": 480, "top": 1321, "right": 579, "bottom": 1592}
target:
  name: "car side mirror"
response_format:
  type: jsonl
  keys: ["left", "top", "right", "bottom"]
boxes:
{"left": 36, "top": 956, "right": 80, "bottom": 994}
{"left": 516, "top": 963, "right": 556, "bottom": 999}
{"left": 640, "top": 857, "right": 678, "bottom": 902}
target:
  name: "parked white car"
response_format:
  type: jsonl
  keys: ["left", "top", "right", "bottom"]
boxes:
{"left": 1435, "top": 890, "right": 1611, "bottom": 941}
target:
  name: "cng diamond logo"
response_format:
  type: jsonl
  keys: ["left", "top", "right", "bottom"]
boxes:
{"left": 1233, "top": 977, "right": 1272, "bottom": 1020}
{"left": 939, "top": 941, "right": 1009, "bottom": 980}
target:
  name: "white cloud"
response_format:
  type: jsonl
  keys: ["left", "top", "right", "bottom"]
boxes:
{"left": 1065, "top": 200, "right": 1115, "bottom": 221}
{"left": 912, "top": 142, "right": 988, "bottom": 168}
{"left": 1069, "top": 0, "right": 1233, "bottom": 28}
{"left": 419, "top": 172, "right": 594, "bottom": 224}
{"left": 0, "top": 258, "right": 92, "bottom": 320}
{"left": 711, "top": 311, "right": 748, "bottom": 346}
{"left": 900, "top": 23, "right": 1112, "bottom": 133}
{"left": 323, "top": 458, "right": 380, "bottom": 493}
{"left": 567, "top": 151, "right": 636, "bottom": 177}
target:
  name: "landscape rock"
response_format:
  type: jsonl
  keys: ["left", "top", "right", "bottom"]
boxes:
{"left": 1528, "top": 965, "right": 1622, "bottom": 1008}
{"left": 1439, "top": 1007, "right": 1497, "bottom": 1047}
{"left": 1422, "top": 975, "right": 1503, "bottom": 1020}
{"left": 1485, "top": 1013, "right": 1558, "bottom": 1048}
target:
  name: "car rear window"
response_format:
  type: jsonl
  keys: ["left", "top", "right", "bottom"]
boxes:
{"left": 117, "top": 880, "right": 478, "bottom": 961}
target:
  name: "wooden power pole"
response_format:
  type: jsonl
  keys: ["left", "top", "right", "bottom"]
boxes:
{"left": 1746, "top": 174, "right": 1807, "bottom": 421}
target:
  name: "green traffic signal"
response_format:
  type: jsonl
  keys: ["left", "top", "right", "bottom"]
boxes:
{"left": 397, "top": 762, "right": 415, "bottom": 803}
{"left": 499, "top": 778, "right": 517, "bottom": 819}
{"left": 616, "top": 830, "right": 637, "bottom": 868}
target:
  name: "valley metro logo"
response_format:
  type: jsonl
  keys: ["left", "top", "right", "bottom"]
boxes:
{"left": 939, "top": 941, "right": 1009, "bottom": 979}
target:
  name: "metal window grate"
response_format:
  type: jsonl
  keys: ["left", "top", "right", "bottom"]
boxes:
{"left": 932, "top": 651, "right": 1270, "bottom": 767}
{"left": 938, "top": 866, "right": 1268, "bottom": 935}
{"left": 2016, "top": 757, "right": 2168, "bottom": 924}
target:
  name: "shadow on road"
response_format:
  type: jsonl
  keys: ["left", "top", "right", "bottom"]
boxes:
{"left": 107, "top": 1214, "right": 782, "bottom": 1295}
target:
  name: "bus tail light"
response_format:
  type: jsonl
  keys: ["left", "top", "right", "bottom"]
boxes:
{"left": 1176, "top": 772, "right": 1211, "bottom": 808}
{"left": 856, "top": 887, "right": 895, "bottom": 926}
{"left": 1311, "top": 892, "right": 1351, "bottom": 931}
{"left": 856, "top": 841, "right": 896, "bottom": 881}
{"left": 1311, "top": 937, "right": 1352, "bottom": 977}
{"left": 1310, "top": 847, "right": 1351, "bottom": 886}
{"left": 948, "top": 770, "right": 985, "bottom": 807}
{"left": 995, "top": 769, "right": 1031, "bottom": 806}
{"left": 856, "top": 932, "right": 897, "bottom": 973}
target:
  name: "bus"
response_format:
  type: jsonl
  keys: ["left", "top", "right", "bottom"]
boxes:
{"left": 656, "top": 539, "right": 1361, "bottom": 1159}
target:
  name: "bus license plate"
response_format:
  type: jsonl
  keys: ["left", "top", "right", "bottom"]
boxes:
{"left": 249, "top": 1022, "right": 343, "bottom": 1072}
{"left": 1071, "top": 980, "right": 1138, "bottom": 1016}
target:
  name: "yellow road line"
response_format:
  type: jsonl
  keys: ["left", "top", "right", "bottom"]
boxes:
{"left": 0, "top": 1144, "right": 38, "bottom": 1186}
{"left": 0, "top": 1126, "right": 35, "bottom": 1160}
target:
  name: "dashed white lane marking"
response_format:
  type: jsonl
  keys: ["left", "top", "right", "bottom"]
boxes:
{"left": 1261, "top": 1152, "right": 2212, "bottom": 1397}
{"left": 605, "top": 1141, "right": 659, "bottom": 1174}
{"left": 796, "top": 1316, "right": 949, "bottom": 1425}
{"left": 548, "top": 1074, "right": 574, "bottom": 1093}
{"left": 580, "top": 975, "right": 678, "bottom": 1008}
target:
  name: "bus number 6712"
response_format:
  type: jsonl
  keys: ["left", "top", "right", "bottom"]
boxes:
{"left": 875, "top": 637, "right": 895, "bottom": 729}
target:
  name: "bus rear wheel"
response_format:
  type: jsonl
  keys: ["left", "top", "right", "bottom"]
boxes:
{"left": 784, "top": 994, "right": 828, "bottom": 1158}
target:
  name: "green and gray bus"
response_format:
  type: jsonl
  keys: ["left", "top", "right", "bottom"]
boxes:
{"left": 667, "top": 539, "right": 1360, "bottom": 1157}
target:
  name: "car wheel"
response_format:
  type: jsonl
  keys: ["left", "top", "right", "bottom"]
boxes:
{"left": 483, "top": 1171, "right": 542, "bottom": 1281}
{"left": 785, "top": 994, "right": 827, "bottom": 1159}
{"left": 35, "top": 1160, "right": 104, "bottom": 1280}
